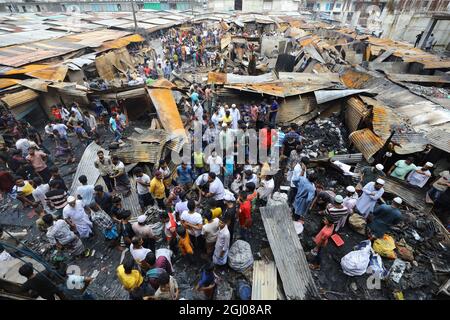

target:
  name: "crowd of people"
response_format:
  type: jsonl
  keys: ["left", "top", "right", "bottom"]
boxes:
{"left": 0, "top": 22, "right": 449, "bottom": 301}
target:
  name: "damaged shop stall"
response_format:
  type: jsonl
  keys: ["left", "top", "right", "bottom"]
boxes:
{"left": 0, "top": 87, "right": 48, "bottom": 128}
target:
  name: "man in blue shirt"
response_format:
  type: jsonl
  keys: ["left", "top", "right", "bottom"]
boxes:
{"left": 176, "top": 162, "right": 194, "bottom": 187}
{"left": 367, "top": 197, "right": 403, "bottom": 239}
{"left": 269, "top": 99, "right": 279, "bottom": 127}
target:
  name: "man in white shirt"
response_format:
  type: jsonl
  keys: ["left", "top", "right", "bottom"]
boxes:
{"left": 242, "top": 169, "right": 259, "bottom": 191}
{"left": 76, "top": 175, "right": 95, "bottom": 208}
{"left": 343, "top": 185, "right": 359, "bottom": 214}
{"left": 133, "top": 167, "right": 153, "bottom": 212}
{"left": 53, "top": 122, "right": 68, "bottom": 139}
{"left": 16, "top": 137, "right": 37, "bottom": 158}
{"left": 407, "top": 162, "right": 433, "bottom": 188}
{"left": 229, "top": 104, "right": 241, "bottom": 130}
{"left": 207, "top": 152, "right": 223, "bottom": 176}
{"left": 202, "top": 210, "right": 220, "bottom": 255}
{"left": 219, "top": 124, "right": 234, "bottom": 153}
{"left": 130, "top": 236, "right": 152, "bottom": 264}
{"left": 203, "top": 172, "right": 225, "bottom": 209}
{"left": 180, "top": 200, "right": 203, "bottom": 251}
{"left": 258, "top": 175, "right": 275, "bottom": 203}
{"left": 31, "top": 177, "right": 51, "bottom": 213}
{"left": 63, "top": 196, "right": 93, "bottom": 239}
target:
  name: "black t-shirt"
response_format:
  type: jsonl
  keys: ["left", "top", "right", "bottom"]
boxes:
{"left": 22, "top": 273, "right": 60, "bottom": 300}
{"left": 223, "top": 206, "right": 236, "bottom": 228}
{"left": 95, "top": 192, "right": 113, "bottom": 215}
{"left": 283, "top": 139, "right": 298, "bottom": 157}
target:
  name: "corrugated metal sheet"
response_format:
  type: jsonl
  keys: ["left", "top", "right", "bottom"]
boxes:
{"left": 314, "top": 89, "right": 368, "bottom": 104}
{"left": 345, "top": 96, "right": 368, "bottom": 133}
{"left": 111, "top": 143, "right": 163, "bottom": 164}
{"left": 99, "top": 34, "right": 144, "bottom": 50}
{"left": 360, "top": 96, "right": 400, "bottom": 141}
{"left": 0, "top": 78, "right": 20, "bottom": 89}
{"left": 383, "top": 177, "right": 432, "bottom": 213}
{"left": 69, "top": 142, "right": 104, "bottom": 196}
{"left": 1, "top": 89, "right": 39, "bottom": 108}
{"left": 20, "top": 79, "right": 49, "bottom": 92}
{"left": 426, "top": 130, "right": 450, "bottom": 153}
{"left": 391, "top": 131, "right": 428, "bottom": 155}
{"left": 91, "top": 19, "right": 130, "bottom": 28}
{"left": 252, "top": 260, "right": 277, "bottom": 300}
{"left": 25, "top": 65, "right": 68, "bottom": 82}
{"left": 147, "top": 80, "right": 187, "bottom": 139}
{"left": 0, "top": 30, "right": 65, "bottom": 47}
{"left": 260, "top": 204, "right": 319, "bottom": 300}
{"left": 387, "top": 73, "right": 450, "bottom": 84}
{"left": 349, "top": 128, "right": 385, "bottom": 162}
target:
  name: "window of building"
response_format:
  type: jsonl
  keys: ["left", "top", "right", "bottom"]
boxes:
{"left": 325, "top": 3, "right": 334, "bottom": 11}
{"left": 36, "top": 5, "right": 41, "bottom": 12}
{"left": 61, "top": 4, "right": 66, "bottom": 11}
{"left": 7, "top": 5, "right": 12, "bottom": 12}
{"left": 335, "top": 3, "right": 341, "bottom": 9}
{"left": 263, "top": 0, "right": 273, "bottom": 10}
{"left": 138, "top": 4, "right": 144, "bottom": 9}
{"left": 316, "top": 3, "right": 320, "bottom": 10}
{"left": 22, "top": 6, "right": 26, "bottom": 12}
{"left": 117, "top": 4, "right": 121, "bottom": 11}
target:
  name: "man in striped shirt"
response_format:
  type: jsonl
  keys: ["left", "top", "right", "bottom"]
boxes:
{"left": 325, "top": 195, "right": 348, "bottom": 232}
{"left": 45, "top": 179, "right": 68, "bottom": 218}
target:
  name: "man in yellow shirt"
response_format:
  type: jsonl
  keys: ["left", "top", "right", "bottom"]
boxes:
{"left": 116, "top": 256, "right": 143, "bottom": 292}
{"left": 150, "top": 171, "right": 166, "bottom": 209}
{"left": 13, "top": 177, "right": 35, "bottom": 208}
{"left": 221, "top": 110, "right": 233, "bottom": 127}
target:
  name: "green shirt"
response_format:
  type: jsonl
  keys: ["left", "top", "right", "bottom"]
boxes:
{"left": 390, "top": 160, "right": 417, "bottom": 180}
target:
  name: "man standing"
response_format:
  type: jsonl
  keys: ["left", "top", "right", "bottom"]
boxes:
{"left": 63, "top": 196, "right": 93, "bottom": 239}
{"left": 207, "top": 151, "right": 223, "bottom": 177}
{"left": 176, "top": 162, "right": 194, "bottom": 188}
{"left": 150, "top": 171, "right": 166, "bottom": 209}
{"left": 325, "top": 195, "right": 348, "bottom": 232}
{"left": 133, "top": 167, "right": 152, "bottom": 213}
{"left": 76, "top": 175, "right": 95, "bottom": 208}
{"left": 343, "top": 186, "right": 358, "bottom": 215}
{"left": 45, "top": 180, "right": 68, "bottom": 218}
{"left": 109, "top": 112, "right": 123, "bottom": 144}
{"left": 388, "top": 157, "right": 417, "bottom": 180}
{"left": 229, "top": 104, "right": 241, "bottom": 130}
{"left": 268, "top": 99, "right": 279, "bottom": 127}
{"left": 26, "top": 146, "right": 51, "bottom": 183}
{"left": 425, "top": 33, "right": 435, "bottom": 51}
{"left": 213, "top": 217, "right": 230, "bottom": 266}
{"left": 94, "top": 185, "right": 113, "bottom": 216}
{"left": 94, "top": 150, "right": 114, "bottom": 193}
{"left": 367, "top": 197, "right": 403, "bottom": 239}
{"left": 355, "top": 179, "right": 385, "bottom": 218}
{"left": 293, "top": 173, "right": 317, "bottom": 220}
{"left": 237, "top": 191, "right": 252, "bottom": 241}
{"left": 407, "top": 162, "right": 433, "bottom": 188}
{"left": 257, "top": 175, "right": 275, "bottom": 205}
{"left": 31, "top": 177, "right": 50, "bottom": 213}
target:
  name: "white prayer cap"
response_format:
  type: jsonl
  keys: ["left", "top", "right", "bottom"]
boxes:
{"left": 231, "top": 104, "right": 236, "bottom": 108}
{"left": 376, "top": 178, "right": 385, "bottom": 185}
{"left": 425, "top": 162, "right": 433, "bottom": 168}
{"left": 393, "top": 197, "right": 402, "bottom": 205}
{"left": 67, "top": 196, "right": 76, "bottom": 203}
{"left": 335, "top": 195, "right": 344, "bottom": 204}
{"left": 222, "top": 123, "right": 228, "bottom": 127}
{"left": 137, "top": 215, "right": 147, "bottom": 224}
{"left": 346, "top": 186, "right": 356, "bottom": 193}
{"left": 375, "top": 164, "right": 384, "bottom": 171}
{"left": 441, "top": 170, "right": 450, "bottom": 179}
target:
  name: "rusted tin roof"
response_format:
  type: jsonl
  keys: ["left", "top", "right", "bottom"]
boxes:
{"left": 349, "top": 128, "right": 385, "bottom": 162}
{"left": 383, "top": 176, "right": 432, "bottom": 213}
{"left": 345, "top": 96, "right": 368, "bottom": 133}
{"left": 1, "top": 89, "right": 39, "bottom": 108}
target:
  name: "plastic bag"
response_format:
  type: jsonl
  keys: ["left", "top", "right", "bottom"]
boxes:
{"left": 228, "top": 240, "right": 254, "bottom": 272}
{"left": 373, "top": 234, "right": 397, "bottom": 259}
{"left": 341, "top": 240, "right": 372, "bottom": 276}
{"left": 348, "top": 213, "right": 367, "bottom": 235}
{"left": 366, "top": 253, "right": 388, "bottom": 279}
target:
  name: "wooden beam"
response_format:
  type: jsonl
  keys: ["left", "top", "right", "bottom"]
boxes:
{"left": 260, "top": 204, "right": 319, "bottom": 300}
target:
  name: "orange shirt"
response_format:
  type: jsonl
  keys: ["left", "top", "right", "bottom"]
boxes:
{"left": 178, "top": 233, "right": 193, "bottom": 255}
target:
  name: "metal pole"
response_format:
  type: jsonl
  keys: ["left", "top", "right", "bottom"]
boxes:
{"left": 131, "top": 0, "right": 138, "bottom": 33}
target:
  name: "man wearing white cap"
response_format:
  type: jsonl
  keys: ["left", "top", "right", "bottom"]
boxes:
{"left": 367, "top": 197, "right": 403, "bottom": 239}
{"left": 407, "top": 162, "right": 433, "bottom": 188}
{"left": 219, "top": 123, "right": 234, "bottom": 152}
{"left": 343, "top": 186, "right": 359, "bottom": 215}
{"left": 63, "top": 196, "right": 93, "bottom": 239}
{"left": 360, "top": 163, "right": 385, "bottom": 187}
{"left": 355, "top": 179, "right": 385, "bottom": 218}
{"left": 325, "top": 195, "right": 349, "bottom": 232}
{"left": 229, "top": 104, "right": 241, "bottom": 130}
{"left": 132, "top": 215, "right": 157, "bottom": 252}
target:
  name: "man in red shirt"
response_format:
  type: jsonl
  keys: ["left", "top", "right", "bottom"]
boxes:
{"left": 238, "top": 191, "right": 252, "bottom": 241}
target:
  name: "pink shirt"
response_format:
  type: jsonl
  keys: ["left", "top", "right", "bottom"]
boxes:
{"left": 26, "top": 151, "right": 47, "bottom": 172}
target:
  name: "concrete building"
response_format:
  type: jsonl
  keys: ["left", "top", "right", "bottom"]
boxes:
{"left": 207, "top": 0, "right": 302, "bottom": 12}
{"left": 0, "top": 0, "right": 205, "bottom": 13}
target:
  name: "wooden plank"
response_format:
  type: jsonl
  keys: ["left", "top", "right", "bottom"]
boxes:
{"left": 373, "top": 49, "right": 395, "bottom": 63}
{"left": 251, "top": 260, "right": 277, "bottom": 300}
{"left": 260, "top": 204, "right": 319, "bottom": 300}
